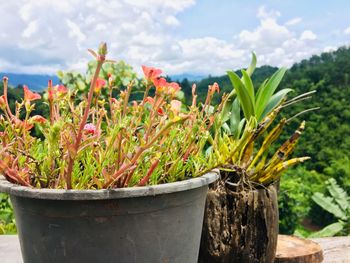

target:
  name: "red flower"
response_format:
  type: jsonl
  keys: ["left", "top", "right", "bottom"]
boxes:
{"left": 30, "top": 115, "right": 47, "bottom": 124}
{"left": 142, "top": 65, "right": 162, "bottom": 81}
{"left": 23, "top": 85, "right": 41, "bottom": 102}
{"left": 152, "top": 77, "right": 168, "bottom": 93}
{"left": 83, "top": 123, "right": 97, "bottom": 135}
{"left": 94, "top": 78, "right": 106, "bottom": 93}
{"left": 157, "top": 107, "right": 165, "bottom": 115}
{"left": 57, "top": 84, "right": 68, "bottom": 94}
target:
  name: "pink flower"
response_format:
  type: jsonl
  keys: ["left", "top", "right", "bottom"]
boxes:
{"left": 170, "top": 100, "right": 182, "bottom": 115}
{"left": 83, "top": 123, "right": 97, "bottom": 135}
{"left": 23, "top": 85, "right": 41, "bottom": 102}
{"left": 142, "top": 65, "right": 162, "bottom": 81}
{"left": 110, "top": 98, "right": 118, "bottom": 104}
{"left": 94, "top": 78, "right": 106, "bottom": 93}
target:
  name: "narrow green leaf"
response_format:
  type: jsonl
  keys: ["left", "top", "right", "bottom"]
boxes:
{"left": 259, "top": 88, "right": 293, "bottom": 120}
{"left": 230, "top": 98, "right": 240, "bottom": 137}
{"left": 246, "top": 52, "right": 257, "bottom": 76}
{"left": 255, "top": 78, "right": 268, "bottom": 105}
{"left": 241, "top": 69, "right": 255, "bottom": 101}
{"left": 255, "top": 67, "right": 287, "bottom": 120}
{"left": 237, "top": 119, "right": 246, "bottom": 139}
{"left": 222, "top": 122, "right": 231, "bottom": 134}
{"left": 227, "top": 71, "right": 255, "bottom": 120}
{"left": 308, "top": 222, "right": 344, "bottom": 238}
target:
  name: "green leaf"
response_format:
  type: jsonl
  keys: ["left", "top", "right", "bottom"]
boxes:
{"left": 255, "top": 78, "right": 268, "bottom": 105}
{"left": 230, "top": 98, "right": 241, "bottom": 137}
{"left": 326, "top": 178, "right": 350, "bottom": 212}
{"left": 241, "top": 69, "right": 255, "bottom": 101}
{"left": 312, "top": 192, "right": 347, "bottom": 220}
{"left": 308, "top": 222, "right": 344, "bottom": 238}
{"left": 259, "top": 88, "right": 293, "bottom": 121}
{"left": 77, "top": 80, "right": 86, "bottom": 91}
{"left": 227, "top": 71, "right": 255, "bottom": 120}
{"left": 221, "top": 99, "right": 233, "bottom": 124}
{"left": 237, "top": 119, "right": 246, "bottom": 139}
{"left": 255, "top": 67, "right": 287, "bottom": 120}
{"left": 246, "top": 52, "right": 257, "bottom": 76}
{"left": 222, "top": 122, "right": 231, "bottom": 134}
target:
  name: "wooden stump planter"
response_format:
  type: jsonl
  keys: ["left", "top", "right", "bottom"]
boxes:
{"left": 199, "top": 179, "right": 279, "bottom": 263}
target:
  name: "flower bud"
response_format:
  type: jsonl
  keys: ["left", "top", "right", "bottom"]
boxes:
{"left": 0, "top": 95, "right": 6, "bottom": 109}
{"left": 98, "top": 42, "right": 107, "bottom": 57}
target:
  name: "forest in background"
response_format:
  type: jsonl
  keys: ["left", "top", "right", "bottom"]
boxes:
{"left": 1, "top": 46, "right": 349, "bottom": 236}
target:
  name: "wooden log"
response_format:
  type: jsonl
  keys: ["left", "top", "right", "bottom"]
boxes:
{"left": 199, "top": 180, "right": 279, "bottom": 263}
{"left": 275, "top": 235, "right": 323, "bottom": 263}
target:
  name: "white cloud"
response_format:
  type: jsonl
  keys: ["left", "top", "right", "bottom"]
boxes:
{"left": 324, "top": 46, "right": 337, "bottom": 52}
{"left": 285, "top": 17, "right": 302, "bottom": 26}
{"left": 344, "top": 26, "right": 350, "bottom": 35}
{"left": 22, "top": 20, "right": 38, "bottom": 38}
{"left": 0, "top": 2, "right": 325, "bottom": 76}
{"left": 257, "top": 6, "right": 280, "bottom": 20}
{"left": 300, "top": 30, "right": 317, "bottom": 40}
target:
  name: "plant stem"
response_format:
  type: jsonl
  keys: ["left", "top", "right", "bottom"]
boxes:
{"left": 65, "top": 51, "right": 106, "bottom": 189}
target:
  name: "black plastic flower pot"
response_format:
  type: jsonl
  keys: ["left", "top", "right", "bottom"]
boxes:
{"left": 0, "top": 171, "right": 218, "bottom": 263}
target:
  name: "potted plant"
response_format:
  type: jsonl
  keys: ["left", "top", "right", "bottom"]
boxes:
{"left": 0, "top": 43, "right": 222, "bottom": 263}
{"left": 198, "top": 54, "right": 315, "bottom": 263}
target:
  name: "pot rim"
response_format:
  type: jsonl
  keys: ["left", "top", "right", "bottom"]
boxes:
{"left": 0, "top": 170, "right": 219, "bottom": 200}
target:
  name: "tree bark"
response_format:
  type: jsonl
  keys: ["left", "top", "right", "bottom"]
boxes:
{"left": 199, "top": 180, "right": 279, "bottom": 263}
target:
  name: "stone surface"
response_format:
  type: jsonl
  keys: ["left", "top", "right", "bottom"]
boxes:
{"left": 0, "top": 235, "right": 22, "bottom": 263}
{"left": 311, "top": 236, "right": 350, "bottom": 263}
{"left": 0, "top": 235, "right": 350, "bottom": 262}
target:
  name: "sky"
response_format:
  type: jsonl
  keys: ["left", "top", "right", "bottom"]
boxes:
{"left": 0, "top": 0, "right": 349, "bottom": 76}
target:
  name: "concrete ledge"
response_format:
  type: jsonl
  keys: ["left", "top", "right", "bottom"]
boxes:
{"left": 0, "top": 235, "right": 349, "bottom": 262}
{"left": 0, "top": 235, "right": 22, "bottom": 263}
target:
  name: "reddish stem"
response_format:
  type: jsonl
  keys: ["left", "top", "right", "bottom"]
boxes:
{"left": 138, "top": 159, "right": 159, "bottom": 186}
{"left": 65, "top": 51, "right": 106, "bottom": 189}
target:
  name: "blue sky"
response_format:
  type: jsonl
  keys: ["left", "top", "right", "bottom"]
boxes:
{"left": 0, "top": 0, "right": 349, "bottom": 76}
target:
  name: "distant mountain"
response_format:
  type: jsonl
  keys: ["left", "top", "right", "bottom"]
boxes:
{"left": 0, "top": 73, "right": 59, "bottom": 91}
{"left": 170, "top": 73, "right": 206, "bottom": 82}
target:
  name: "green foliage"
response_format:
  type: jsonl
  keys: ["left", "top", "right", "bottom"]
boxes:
{"left": 309, "top": 178, "right": 350, "bottom": 237}
{"left": 278, "top": 167, "right": 326, "bottom": 234}
{"left": 0, "top": 193, "right": 16, "bottom": 234}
